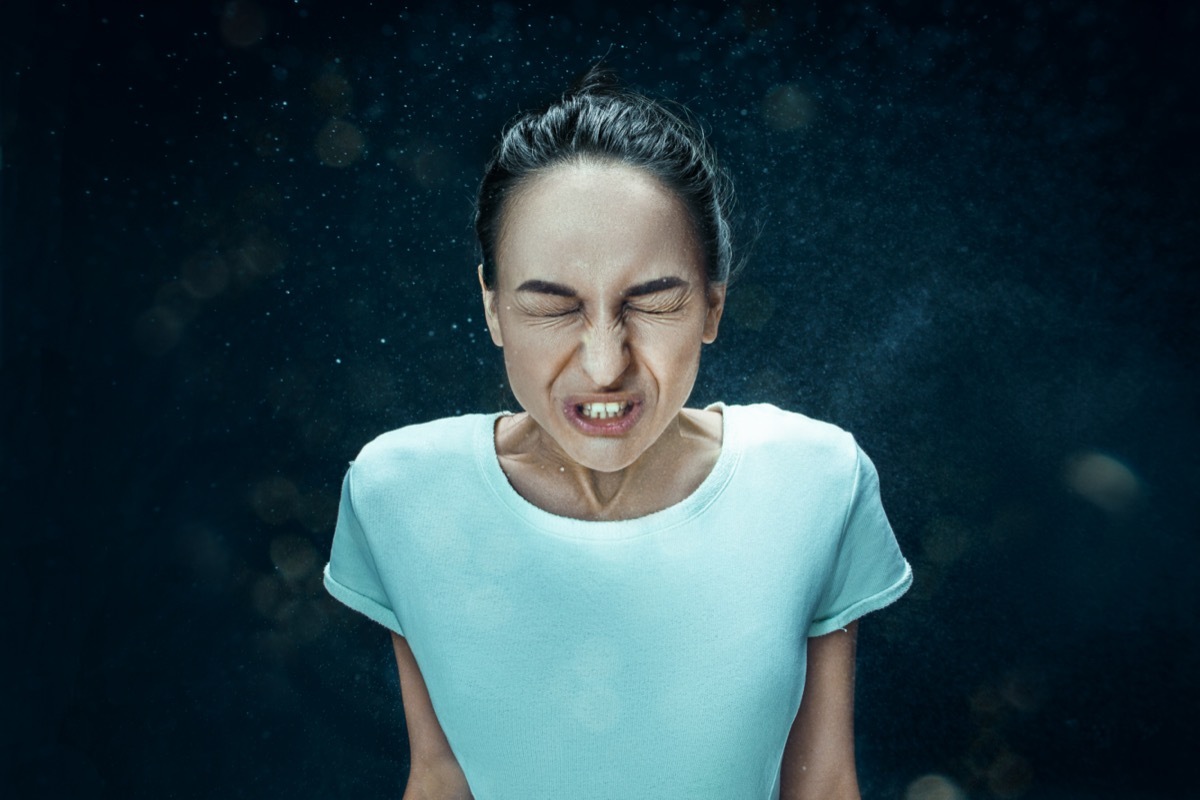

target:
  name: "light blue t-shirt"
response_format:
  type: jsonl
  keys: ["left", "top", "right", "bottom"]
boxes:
{"left": 324, "top": 403, "right": 911, "bottom": 799}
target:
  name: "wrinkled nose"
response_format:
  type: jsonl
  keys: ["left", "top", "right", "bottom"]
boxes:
{"left": 579, "top": 323, "right": 630, "bottom": 388}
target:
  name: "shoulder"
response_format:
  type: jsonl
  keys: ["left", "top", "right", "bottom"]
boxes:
{"left": 349, "top": 413, "right": 491, "bottom": 496}
{"left": 729, "top": 403, "right": 858, "bottom": 459}
{"left": 722, "top": 403, "right": 864, "bottom": 490}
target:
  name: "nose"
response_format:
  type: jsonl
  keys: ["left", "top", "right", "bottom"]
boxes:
{"left": 578, "top": 322, "right": 630, "bottom": 388}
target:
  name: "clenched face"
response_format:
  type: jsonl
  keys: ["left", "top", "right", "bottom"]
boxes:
{"left": 481, "top": 160, "right": 725, "bottom": 474}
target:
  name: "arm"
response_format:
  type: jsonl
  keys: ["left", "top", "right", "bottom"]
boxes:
{"left": 390, "top": 632, "right": 474, "bottom": 800}
{"left": 779, "top": 621, "right": 861, "bottom": 800}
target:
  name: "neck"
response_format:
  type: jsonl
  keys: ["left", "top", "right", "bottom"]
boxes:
{"left": 564, "top": 416, "right": 684, "bottom": 515}
{"left": 496, "top": 408, "right": 722, "bottom": 521}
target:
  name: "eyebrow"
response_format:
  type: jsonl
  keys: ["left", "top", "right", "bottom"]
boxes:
{"left": 514, "top": 276, "right": 690, "bottom": 298}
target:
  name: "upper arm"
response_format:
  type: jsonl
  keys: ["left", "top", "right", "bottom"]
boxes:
{"left": 390, "top": 632, "right": 473, "bottom": 800}
{"left": 779, "top": 621, "right": 861, "bottom": 800}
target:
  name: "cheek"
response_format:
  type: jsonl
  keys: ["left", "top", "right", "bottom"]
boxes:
{"left": 501, "top": 327, "right": 573, "bottom": 378}
{"left": 636, "top": 327, "right": 704, "bottom": 377}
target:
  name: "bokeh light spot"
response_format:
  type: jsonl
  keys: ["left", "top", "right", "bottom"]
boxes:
{"left": 180, "top": 251, "right": 230, "bottom": 299}
{"left": 250, "top": 476, "right": 299, "bottom": 525}
{"left": 986, "top": 752, "right": 1034, "bottom": 798}
{"left": 1000, "top": 667, "right": 1048, "bottom": 713}
{"left": 1063, "top": 450, "right": 1142, "bottom": 515}
{"left": 269, "top": 534, "right": 318, "bottom": 583}
{"left": 251, "top": 574, "right": 284, "bottom": 619}
{"left": 133, "top": 306, "right": 185, "bottom": 356}
{"left": 311, "top": 68, "right": 353, "bottom": 116}
{"left": 969, "top": 684, "right": 1006, "bottom": 716}
{"left": 412, "top": 148, "right": 454, "bottom": 188}
{"left": 219, "top": 1, "right": 267, "bottom": 48}
{"left": 230, "top": 227, "right": 286, "bottom": 280}
{"left": 295, "top": 492, "right": 338, "bottom": 534}
{"left": 315, "top": 119, "right": 366, "bottom": 167}
{"left": 905, "top": 773, "right": 965, "bottom": 800}
{"left": 154, "top": 281, "right": 202, "bottom": 323}
{"left": 762, "top": 83, "right": 815, "bottom": 131}
{"left": 276, "top": 597, "right": 328, "bottom": 642}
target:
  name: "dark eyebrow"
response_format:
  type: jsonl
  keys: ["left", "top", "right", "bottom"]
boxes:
{"left": 625, "top": 276, "right": 689, "bottom": 298}
{"left": 513, "top": 276, "right": 689, "bottom": 298}
{"left": 515, "top": 280, "right": 576, "bottom": 297}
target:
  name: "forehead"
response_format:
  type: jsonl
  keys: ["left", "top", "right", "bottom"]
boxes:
{"left": 495, "top": 161, "right": 703, "bottom": 289}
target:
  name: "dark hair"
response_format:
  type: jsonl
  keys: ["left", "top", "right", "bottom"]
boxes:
{"left": 474, "top": 65, "right": 735, "bottom": 290}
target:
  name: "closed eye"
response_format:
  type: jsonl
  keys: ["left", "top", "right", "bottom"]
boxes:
{"left": 516, "top": 297, "right": 581, "bottom": 318}
{"left": 625, "top": 297, "right": 687, "bottom": 316}
{"left": 524, "top": 304, "right": 582, "bottom": 325}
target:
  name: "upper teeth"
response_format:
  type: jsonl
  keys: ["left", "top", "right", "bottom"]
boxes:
{"left": 581, "top": 402, "right": 626, "bottom": 419}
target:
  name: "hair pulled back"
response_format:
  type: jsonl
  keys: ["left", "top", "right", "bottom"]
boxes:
{"left": 475, "top": 65, "right": 735, "bottom": 289}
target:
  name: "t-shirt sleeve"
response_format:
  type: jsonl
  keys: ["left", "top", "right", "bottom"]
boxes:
{"left": 807, "top": 441, "right": 912, "bottom": 637}
{"left": 323, "top": 465, "right": 404, "bottom": 635}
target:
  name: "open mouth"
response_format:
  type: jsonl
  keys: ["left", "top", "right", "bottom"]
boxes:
{"left": 565, "top": 398, "right": 643, "bottom": 435}
{"left": 576, "top": 401, "right": 633, "bottom": 420}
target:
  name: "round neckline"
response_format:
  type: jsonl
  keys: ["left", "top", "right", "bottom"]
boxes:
{"left": 475, "top": 403, "right": 743, "bottom": 540}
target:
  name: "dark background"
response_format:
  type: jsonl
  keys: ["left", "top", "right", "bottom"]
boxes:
{"left": 3, "top": 1, "right": 1197, "bottom": 798}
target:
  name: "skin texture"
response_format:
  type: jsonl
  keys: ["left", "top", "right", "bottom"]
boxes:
{"left": 392, "top": 633, "right": 473, "bottom": 800}
{"left": 780, "top": 623, "right": 861, "bottom": 800}
{"left": 395, "top": 160, "right": 861, "bottom": 797}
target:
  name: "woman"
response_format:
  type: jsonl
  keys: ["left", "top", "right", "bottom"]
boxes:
{"left": 324, "top": 66, "right": 911, "bottom": 800}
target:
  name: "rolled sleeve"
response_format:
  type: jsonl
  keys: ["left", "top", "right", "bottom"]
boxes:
{"left": 324, "top": 466, "right": 404, "bottom": 635}
{"left": 807, "top": 442, "right": 912, "bottom": 637}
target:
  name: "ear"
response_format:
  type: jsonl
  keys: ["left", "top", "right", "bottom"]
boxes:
{"left": 701, "top": 283, "right": 726, "bottom": 344}
{"left": 478, "top": 264, "right": 504, "bottom": 347}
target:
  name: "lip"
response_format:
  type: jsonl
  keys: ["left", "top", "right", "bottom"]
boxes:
{"left": 562, "top": 395, "right": 644, "bottom": 437}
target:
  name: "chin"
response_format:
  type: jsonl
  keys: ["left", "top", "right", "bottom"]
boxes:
{"left": 563, "top": 439, "right": 645, "bottom": 474}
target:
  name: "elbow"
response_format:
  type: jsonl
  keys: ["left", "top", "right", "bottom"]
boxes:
{"left": 780, "top": 767, "right": 861, "bottom": 800}
{"left": 402, "top": 759, "right": 474, "bottom": 800}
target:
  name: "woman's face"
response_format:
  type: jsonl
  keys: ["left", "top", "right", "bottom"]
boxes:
{"left": 481, "top": 160, "right": 725, "bottom": 474}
